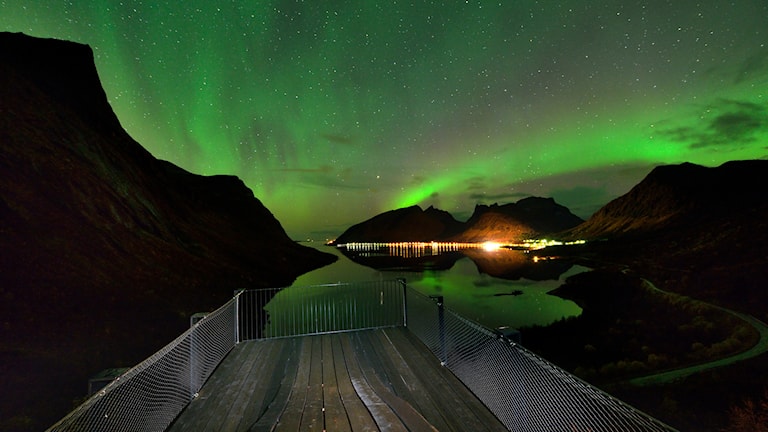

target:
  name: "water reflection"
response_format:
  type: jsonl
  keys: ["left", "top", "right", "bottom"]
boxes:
{"left": 344, "top": 241, "right": 483, "bottom": 257}
{"left": 290, "top": 243, "right": 584, "bottom": 331}
{"left": 339, "top": 242, "right": 572, "bottom": 281}
{"left": 461, "top": 248, "right": 574, "bottom": 281}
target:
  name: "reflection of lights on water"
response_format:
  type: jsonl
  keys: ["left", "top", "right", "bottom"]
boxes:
{"left": 533, "top": 255, "right": 556, "bottom": 263}
{"left": 341, "top": 241, "right": 479, "bottom": 258}
{"left": 520, "top": 238, "right": 586, "bottom": 250}
{"left": 338, "top": 239, "right": 585, "bottom": 258}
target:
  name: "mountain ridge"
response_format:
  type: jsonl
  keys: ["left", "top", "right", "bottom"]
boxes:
{"left": 566, "top": 160, "right": 768, "bottom": 240}
{"left": 333, "top": 196, "right": 584, "bottom": 244}
{"left": 0, "top": 32, "right": 335, "bottom": 430}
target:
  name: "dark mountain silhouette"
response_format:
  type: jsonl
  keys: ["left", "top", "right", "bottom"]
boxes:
{"left": 567, "top": 160, "right": 768, "bottom": 240}
{"left": 559, "top": 159, "right": 768, "bottom": 315}
{"left": 454, "top": 197, "right": 584, "bottom": 242}
{"left": 333, "top": 196, "right": 583, "bottom": 244}
{"left": 0, "top": 32, "right": 335, "bottom": 430}
{"left": 333, "top": 205, "right": 465, "bottom": 244}
{"left": 522, "top": 161, "right": 768, "bottom": 431}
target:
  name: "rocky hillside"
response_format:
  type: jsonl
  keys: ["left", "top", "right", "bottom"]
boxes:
{"left": 567, "top": 160, "right": 768, "bottom": 242}
{"left": 0, "top": 32, "right": 334, "bottom": 431}
{"left": 526, "top": 161, "right": 768, "bottom": 432}
{"left": 455, "top": 197, "right": 584, "bottom": 242}
{"left": 558, "top": 159, "right": 768, "bottom": 321}
{"left": 333, "top": 196, "right": 583, "bottom": 244}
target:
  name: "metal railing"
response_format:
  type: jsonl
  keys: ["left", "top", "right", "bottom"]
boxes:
{"left": 47, "top": 279, "right": 677, "bottom": 432}
{"left": 236, "top": 279, "right": 405, "bottom": 340}
{"left": 46, "top": 297, "right": 237, "bottom": 432}
{"left": 405, "top": 288, "right": 678, "bottom": 432}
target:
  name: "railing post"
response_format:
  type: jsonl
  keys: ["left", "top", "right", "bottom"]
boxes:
{"left": 429, "top": 295, "right": 446, "bottom": 366}
{"left": 190, "top": 321, "right": 197, "bottom": 399}
{"left": 398, "top": 278, "right": 407, "bottom": 327}
{"left": 234, "top": 289, "right": 243, "bottom": 344}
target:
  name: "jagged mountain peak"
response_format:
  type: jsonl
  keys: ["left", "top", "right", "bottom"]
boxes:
{"left": 335, "top": 196, "right": 583, "bottom": 243}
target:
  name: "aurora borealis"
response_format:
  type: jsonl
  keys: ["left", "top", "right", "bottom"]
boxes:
{"left": 2, "top": 1, "right": 767, "bottom": 239}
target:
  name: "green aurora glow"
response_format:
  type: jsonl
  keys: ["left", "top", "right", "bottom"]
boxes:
{"left": 2, "top": 1, "right": 767, "bottom": 238}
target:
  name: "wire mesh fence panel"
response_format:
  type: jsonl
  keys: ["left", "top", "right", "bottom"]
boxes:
{"left": 46, "top": 281, "right": 406, "bottom": 431}
{"left": 46, "top": 298, "right": 237, "bottom": 432}
{"left": 47, "top": 280, "right": 677, "bottom": 432}
{"left": 405, "top": 288, "right": 678, "bottom": 432}
{"left": 238, "top": 280, "right": 406, "bottom": 340}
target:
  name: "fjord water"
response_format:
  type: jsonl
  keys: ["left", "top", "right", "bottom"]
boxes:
{"left": 290, "top": 243, "right": 585, "bottom": 330}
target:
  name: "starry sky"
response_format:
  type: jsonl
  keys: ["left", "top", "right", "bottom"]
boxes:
{"left": 2, "top": 1, "right": 767, "bottom": 240}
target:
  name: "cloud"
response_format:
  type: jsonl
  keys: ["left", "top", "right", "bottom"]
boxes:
{"left": 735, "top": 48, "right": 768, "bottom": 84}
{"left": 464, "top": 176, "right": 531, "bottom": 203}
{"left": 549, "top": 186, "right": 613, "bottom": 219}
{"left": 320, "top": 133, "right": 355, "bottom": 145}
{"left": 271, "top": 165, "right": 370, "bottom": 190}
{"left": 275, "top": 164, "right": 335, "bottom": 174}
{"left": 705, "top": 111, "right": 763, "bottom": 145}
{"left": 467, "top": 191, "right": 530, "bottom": 203}
{"left": 463, "top": 176, "right": 489, "bottom": 192}
{"left": 702, "top": 47, "right": 768, "bottom": 86}
{"left": 660, "top": 99, "right": 768, "bottom": 150}
{"left": 409, "top": 175, "right": 427, "bottom": 186}
{"left": 490, "top": 163, "right": 659, "bottom": 219}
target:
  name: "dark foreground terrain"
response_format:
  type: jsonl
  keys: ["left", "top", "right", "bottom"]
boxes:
{"left": 521, "top": 161, "right": 768, "bottom": 431}
{"left": 520, "top": 266, "right": 765, "bottom": 431}
{"left": 0, "top": 32, "right": 335, "bottom": 430}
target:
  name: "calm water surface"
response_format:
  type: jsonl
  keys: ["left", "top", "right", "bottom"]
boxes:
{"left": 290, "top": 243, "right": 585, "bottom": 330}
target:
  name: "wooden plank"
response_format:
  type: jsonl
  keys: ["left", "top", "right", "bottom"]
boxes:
{"left": 203, "top": 342, "right": 272, "bottom": 430}
{"left": 272, "top": 337, "right": 313, "bottom": 432}
{"left": 350, "top": 332, "right": 438, "bottom": 432}
{"left": 298, "top": 336, "right": 325, "bottom": 431}
{"left": 213, "top": 340, "right": 279, "bottom": 431}
{"left": 340, "top": 333, "right": 407, "bottom": 432}
{"left": 331, "top": 334, "right": 378, "bottom": 432}
{"left": 366, "top": 330, "right": 452, "bottom": 431}
{"left": 168, "top": 329, "right": 510, "bottom": 432}
{"left": 232, "top": 337, "right": 295, "bottom": 431}
{"left": 388, "top": 328, "right": 508, "bottom": 431}
{"left": 247, "top": 338, "right": 302, "bottom": 432}
{"left": 321, "top": 335, "right": 352, "bottom": 432}
{"left": 203, "top": 341, "right": 275, "bottom": 431}
{"left": 228, "top": 339, "right": 305, "bottom": 431}
{"left": 168, "top": 341, "right": 261, "bottom": 432}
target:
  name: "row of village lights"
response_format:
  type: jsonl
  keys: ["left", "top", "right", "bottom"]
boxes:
{"left": 338, "top": 239, "right": 585, "bottom": 252}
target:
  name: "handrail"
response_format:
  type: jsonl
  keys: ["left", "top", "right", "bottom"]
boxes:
{"left": 45, "top": 281, "right": 407, "bottom": 432}
{"left": 47, "top": 280, "right": 677, "bottom": 432}
{"left": 236, "top": 279, "right": 405, "bottom": 340}
{"left": 46, "top": 296, "right": 238, "bottom": 432}
{"left": 404, "top": 288, "right": 678, "bottom": 432}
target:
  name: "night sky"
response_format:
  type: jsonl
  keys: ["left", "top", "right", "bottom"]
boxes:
{"left": 2, "top": 1, "right": 767, "bottom": 239}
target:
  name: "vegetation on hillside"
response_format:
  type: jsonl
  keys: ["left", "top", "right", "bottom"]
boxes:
{"left": 521, "top": 269, "right": 758, "bottom": 384}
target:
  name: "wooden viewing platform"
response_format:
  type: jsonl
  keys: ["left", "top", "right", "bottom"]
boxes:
{"left": 48, "top": 282, "right": 677, "bottom": 432}
{"left": 167, "top": 327, "right": 508, "bottom": 431}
